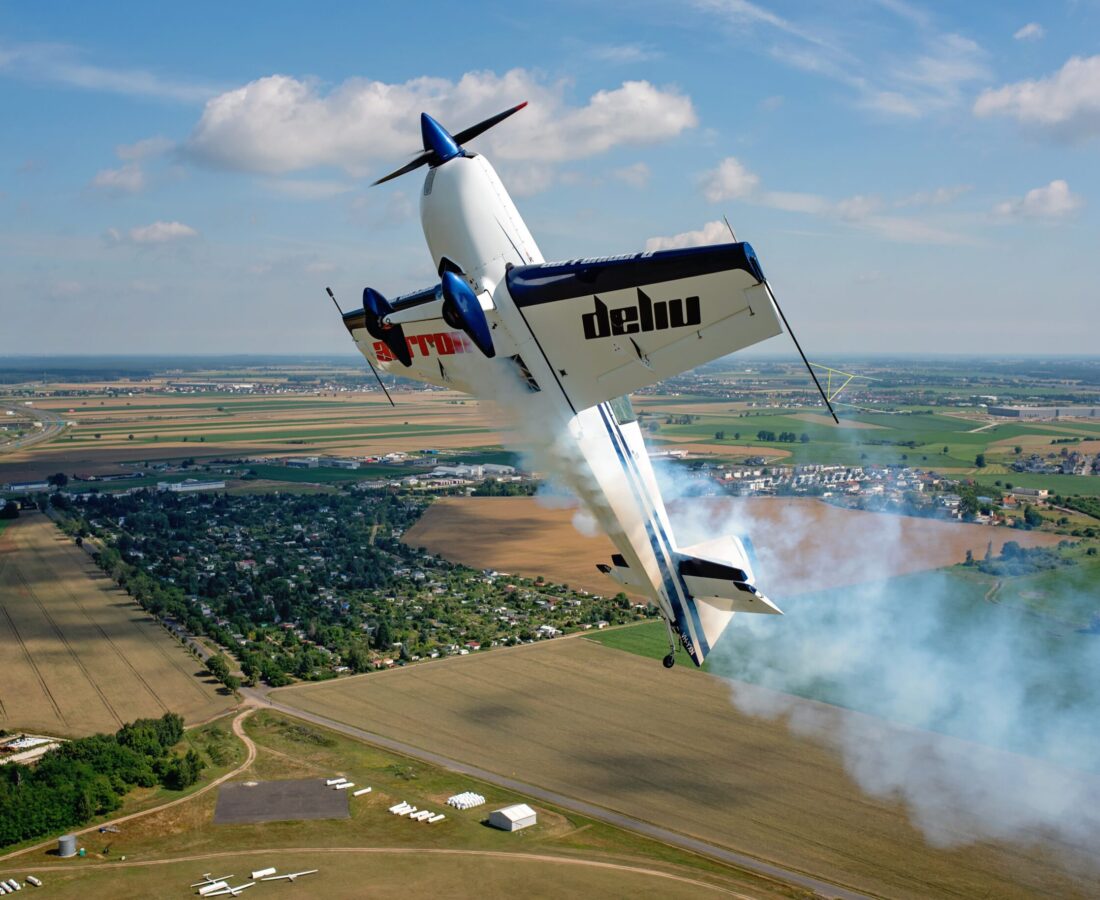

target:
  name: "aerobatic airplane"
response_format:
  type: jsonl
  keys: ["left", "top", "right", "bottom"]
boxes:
{"left": 334, "top": 103, "right": 835, "bottom": 668}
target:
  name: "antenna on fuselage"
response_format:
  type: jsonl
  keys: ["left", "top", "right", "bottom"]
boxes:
{"left": 326, "top": 287, "right": 396, "bottom": 408}
{"left": 722, "top": 217, "right": 839, "bottom": 424}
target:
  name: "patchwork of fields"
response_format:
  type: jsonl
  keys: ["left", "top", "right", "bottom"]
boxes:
{"left": 275, "top": 638, "right": 1099, "bottom": 900}
{"left": 0, "top": 513, "right": 232, "bottom": 736}
{"left": 0, "top": 391, "right": 501, "bottom": 483}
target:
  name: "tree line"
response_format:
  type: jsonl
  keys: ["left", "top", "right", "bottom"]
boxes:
{"left": 0, "top": 713, "right": 203, "bottom": 848}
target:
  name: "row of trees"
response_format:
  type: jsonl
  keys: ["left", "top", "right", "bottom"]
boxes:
{"left": 0, "top": 713, "right": 203, "bottom": 848}
{"left": 755, "top": 430, "right": 810, "bottom": 443}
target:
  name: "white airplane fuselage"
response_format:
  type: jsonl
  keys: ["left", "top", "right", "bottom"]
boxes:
{"left": 348, "top": 151, "right": 780, "bottom": 665}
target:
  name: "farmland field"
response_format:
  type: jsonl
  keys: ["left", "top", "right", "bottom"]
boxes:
{"left": 274, "top": 639, "right": 1098, "bottom": 899}
{"left": 0, "top": 390, "right": 503, "bottom": 484}
{"left": 404, "top": 496, "right": 1064, "bottom": 599}
{"left": 0, "top": 710, "right": 803, "bottom": 900}
{"left": 0, "top": 512, "right": 232, "bottom": 736}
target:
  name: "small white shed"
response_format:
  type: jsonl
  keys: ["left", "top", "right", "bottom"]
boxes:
{"left": 488, "top": 803, "right": 537, "bottom": 832}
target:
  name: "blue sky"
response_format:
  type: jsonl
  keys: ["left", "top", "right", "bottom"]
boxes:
{"left": 1, "top": 1, "right": 1097, "bottom": 355}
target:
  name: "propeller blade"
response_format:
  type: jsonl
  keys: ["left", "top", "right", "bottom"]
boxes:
{"left": 372, "top": 102, "right": 527, "bottom": 186}
{"left": 452, "top": 101, "right": 528, "bottom": 146}
{"left": 372, "top": 150, "right": 432, "bottom": 186}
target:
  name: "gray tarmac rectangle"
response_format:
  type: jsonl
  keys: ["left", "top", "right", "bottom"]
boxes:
{"left": 214, "top": 778, "right": 349, "bottom": 824}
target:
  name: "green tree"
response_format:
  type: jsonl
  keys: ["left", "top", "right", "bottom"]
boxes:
{"left": 1024, "top": 505, "right": 1043, "bottom": 529}
{"left": 47, "top": 472, "right": 69, "bottom": 488}
{"left": 975, "top": 452, "right": 986, "bottom": 468}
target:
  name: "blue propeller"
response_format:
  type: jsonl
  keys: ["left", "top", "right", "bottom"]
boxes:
{"left": 373, "top": 102, "right": 527, "bottom": 186}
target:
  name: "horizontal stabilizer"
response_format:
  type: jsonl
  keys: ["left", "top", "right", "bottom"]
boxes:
{"left": 677, "top": 536, "right": 782, "bottom": 616}
{"left": 597, "top": 553, "right": 652, "bottom": 593}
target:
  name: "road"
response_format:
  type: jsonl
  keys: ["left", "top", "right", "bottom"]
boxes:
{"left": 0, "top": 403, "right": 67, "bottom": 455}
{"left": 245, "top": 688, "right": 869, "bottom": 900}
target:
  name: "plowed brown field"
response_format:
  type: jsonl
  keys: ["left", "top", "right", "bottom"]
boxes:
{"left": 403, "top": 496, "right": 1063, "bottom": 598}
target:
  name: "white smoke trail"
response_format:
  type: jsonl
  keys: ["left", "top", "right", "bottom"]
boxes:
{"left": 653, "top": 457, "right": 1100, "bottom": 854}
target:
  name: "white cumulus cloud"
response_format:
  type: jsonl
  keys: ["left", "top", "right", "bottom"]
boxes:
{"left": 1013, "top": 23, "right": 1044, "bottom": 42}
{"left": 702, "top": 157, "right": 760, "bottom": 202}
{"left": 993, "top": 180, "right": 1083, "bottom": 220}
{"left": 116, "top": 136, "right": 174, "bottom": 161}
{"left": 646, "top": 220, "right": 734, "bottom": 251}
{"left": 91, "top": 163, "right": 145, "bottom": 194}
{"left": 974, "top": 55, "right": 1100, "bottom": 141}
{"left": 185, "top": 70, "right": 696, "bottom": 178}
{"left": 695, "top": 155, "right": 970, "bottom": 244}
{"left": 112, "top": 221, "right": 199, "bottom": 244}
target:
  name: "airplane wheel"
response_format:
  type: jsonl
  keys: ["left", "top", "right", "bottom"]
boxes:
{"left": 662, "top": 654, "right": 675, "bottom": 669}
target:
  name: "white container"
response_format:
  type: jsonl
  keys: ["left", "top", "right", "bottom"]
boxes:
{"left": 251, "top": 868, "right": 276, "bottom": 880}
{"left": 198, "top": 882, "right": 229, "bottom": 897}
{"left": 334, "top": 782, "right": 355, "bottom": 790}
{"left": 427, "top": 814, "right": 445, "bottom": 823}
{"left": 325, "top": 778, "right": 347, "bottom": 786}
{"left": 352, "top": 787, "right": 371, "bottom": 797}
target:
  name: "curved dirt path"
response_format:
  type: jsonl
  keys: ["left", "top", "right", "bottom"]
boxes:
{"left": 0, "top": 708, "right": 256, "bottom": 864}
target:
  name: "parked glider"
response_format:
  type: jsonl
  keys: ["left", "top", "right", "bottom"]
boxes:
{"left": 335, "top": 103, "right": 835, "bottom": 667}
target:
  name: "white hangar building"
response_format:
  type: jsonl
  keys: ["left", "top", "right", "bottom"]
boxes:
{"left": 488, "top": 803, "right": 537, "bottom": 832}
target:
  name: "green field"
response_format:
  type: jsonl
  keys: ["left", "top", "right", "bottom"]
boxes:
{"left": 969, "top": 472, "right": 1100, "bottom": 497}
{"left": 643, "top": 400, "right": 1100, "bottom": 478}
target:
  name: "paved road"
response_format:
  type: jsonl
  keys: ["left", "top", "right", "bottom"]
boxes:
{"left": 0, "top": 404, "right": 67, "bottom": 455}
{"left": 249, "top": 690, "right": 870, "bottom": 900}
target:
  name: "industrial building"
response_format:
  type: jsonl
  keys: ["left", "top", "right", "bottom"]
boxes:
{"left": 988, "top": 405, "right": 1100, "bottom": 420}
{"left": 488, "top": 803, "right": 537, "bottom": 831}
{"left": 321, "top": 457, "right": 360, "bottom": 469}
{"left": 156, "top": 480, "right": 226, "bottom": 493}
{"left": 285, "top": 457, "right": 319, "bottom": 469}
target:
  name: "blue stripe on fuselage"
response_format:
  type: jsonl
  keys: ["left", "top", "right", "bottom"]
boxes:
{"left": 601, "top": 408, "right": 710, "bottom": 661}
{"left": 595, "top": 404, "right": 708, "bottom": 663}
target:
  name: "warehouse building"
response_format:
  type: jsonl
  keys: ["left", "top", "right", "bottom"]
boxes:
{"left": 488, "top": 803, "right": 537, "bottom": 832}
{"left": 157, "top": 480, "right": 226, "bottom": 493}
{"left": 988, "top": 406, "right": 1100, "bottom": 420}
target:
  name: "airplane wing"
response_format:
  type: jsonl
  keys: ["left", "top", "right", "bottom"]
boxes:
{"left": 342, "top": 285, "right": 468, "bottom": 391}
{"left": 504, "top": 242, "right": 783, "bottom": 412}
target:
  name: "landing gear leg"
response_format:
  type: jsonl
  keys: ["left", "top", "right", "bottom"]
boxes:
{"left": 663, "top": 619, "right": 677, "bottom": 669}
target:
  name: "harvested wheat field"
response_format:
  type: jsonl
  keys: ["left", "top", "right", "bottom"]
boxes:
{"left": 277, "top": 638, "right": 1099, "bottom": 899}
{"left": 0, "top": 513, "right": 232, "bottom": 736}
{"left": 404, "top": 496, "right": 1063, "bottom": 599}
